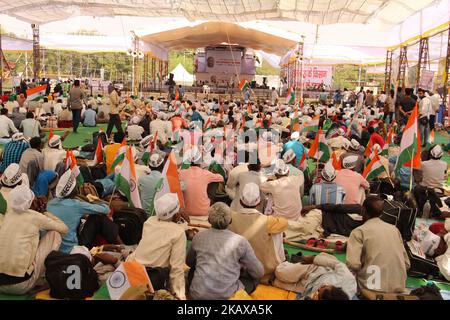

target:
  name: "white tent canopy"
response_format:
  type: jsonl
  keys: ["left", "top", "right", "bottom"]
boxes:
{"left": 171, "top": 63, "right": 194, "bottom": 86}
{"left": 0, "top": 0, "right": 449, "bottom": 64}
{"left": 0, "top": 0, "right": 439, "bottom": 26}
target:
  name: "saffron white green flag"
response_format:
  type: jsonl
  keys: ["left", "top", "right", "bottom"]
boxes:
{"left": 110, "top": 139, "right": 127, "bottom": 171}
{"left": 307, "top": 128, "right": 330, "bottom": 162}
{"left": 301, "top": 115, "right": 320, "bottom": 133}
{"left": 115, "top": 146, "right": 142, "bottom": 208}
{"left": 363, "top": 152, "right": 387, "bottom": 181}
{"left": 395, "top": 104, "right": 421, "bottom": 174}
{"left": 26, "top": 85, "right": 47, "bottom": 101}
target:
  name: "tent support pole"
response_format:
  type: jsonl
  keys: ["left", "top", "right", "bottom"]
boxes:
{"left": 31, "top": 23, "right": 40, "bottom": 80}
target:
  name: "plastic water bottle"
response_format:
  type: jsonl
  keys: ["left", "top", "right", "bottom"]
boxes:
{"left": 422, "top": 200, "right": 431, "bottom": 219}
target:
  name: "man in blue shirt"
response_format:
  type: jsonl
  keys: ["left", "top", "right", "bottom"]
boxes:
{"left": 139, "top": 151, "right": 165, "bottom": 217}
{"left": 82, "top": 104, "right": 97, "bottom": 127}
{"left": 309, "top": 162, "right": 346, "bottom": 205}
{"left": 190, "top": 105, "right": 203, "bottom": 124}
{"left": 283, "top": 131, "right": 307, "bottom": 167}
{"left": 47, "top": 169, "right": 115, "bottom": 253}
{"left": 0, "top": 133, "right": 29, "bottom": 173}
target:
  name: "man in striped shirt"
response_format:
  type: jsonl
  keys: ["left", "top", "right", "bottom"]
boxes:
{"left": 309, "top": 162, "right": 346, "bottom": 205}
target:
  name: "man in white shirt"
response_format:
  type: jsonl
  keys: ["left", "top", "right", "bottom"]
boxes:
{"left": 150, "top": 112, "right": 172, "bottom": 145}
{"left": 0, "top": 108, "right": 18, "bottom": 138}
{"left": 42, "top": 135, "right": 66, "bottom": 171}
{"left": 420, "top": 145, "right": 448, "bottom": 195}
{"left": 418, "top": 89, "right": 433, "bottom": 147}
{"left": 357, "top": 88, "right": 365, "bottom": 109}
{"left": 429, "top": 91, "right": 441, "bottom": 130}
{"left": 126, "top": 124, "right": 144, "bottom": 141}
{"left": 20, "top": 112, "right": 41, "bottom": 139}
{"left": 126, "top": 193, "right": 187, "bottom": 300}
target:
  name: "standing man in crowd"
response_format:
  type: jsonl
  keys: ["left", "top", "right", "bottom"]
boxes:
{"left": 106, "top": 84, "right": 124, "bottom": 138}
{"left": 68, "top": 79, "right": 84, "bottom": 133}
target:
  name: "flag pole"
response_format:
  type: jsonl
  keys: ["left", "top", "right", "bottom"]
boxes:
{"left": 409, "top": 148, "right": 414, "bottom": 192}
{"left": 108, "top": 186, "right": 117, "bottom": 208}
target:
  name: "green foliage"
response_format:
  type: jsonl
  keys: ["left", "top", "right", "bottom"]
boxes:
{"left": 256, "top": 58, "right": 280, "bottom": 75}
{"left": 4, "top": 50, "right": 133, "bottom": 81}
{"left": 332, "top": 64, "right": 370, "bottom": 89}
{"left": 168, "top": 50, "right": 195, "bottom": 74}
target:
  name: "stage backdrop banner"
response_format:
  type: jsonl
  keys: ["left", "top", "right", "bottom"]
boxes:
{"left": 295, "top": 65, "right": 333, "bottom": 88}
{"left": 206, "top": 49, "right": 241, "bottom": 75}
{"left": 419, "top": 70, "right": 434, "bottom": 91}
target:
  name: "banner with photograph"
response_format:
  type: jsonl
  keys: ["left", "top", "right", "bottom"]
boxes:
{"left": 419, "top": 70, "right": 435, "bottom": 91}
{"left": 205, "top": 49, "right": 242, "bottom": 75}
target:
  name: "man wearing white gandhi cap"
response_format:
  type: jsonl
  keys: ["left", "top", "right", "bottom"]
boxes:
{"left": 0, "top": 163, "right": 29, "bottom": 215}
{"left": 47, "top": 169, "right": 113, "bottom": 254}
{"left": 126, "top": 193, "right": 187, "bottom": 300}
{"left": 334, "top": 155, "right": 369, "bottom": 205}
{"left": 229, "top": 183, "right": 288, "bottom": 284}
{"left": 42, "top": 134, "right": 67, "bottom": 172}
{"left": 0, "top": 184, "right": 68, "bottom": 295}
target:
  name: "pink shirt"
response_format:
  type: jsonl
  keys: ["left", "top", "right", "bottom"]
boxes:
{"left": 179, "top": 166, "right": 224, "bottom": 216}
{"left": 334, "top": 169, "right": 370, "bottom": 205}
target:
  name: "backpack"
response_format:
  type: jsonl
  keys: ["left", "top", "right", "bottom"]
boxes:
{"left": 360, "top": 289, "right": 419, "bottom": 301}
{"left": 89, "top": 163, "right": 107, "bottom": 180}
{"left": 405, "top": 241, "right": 441, "bottom": 279}
{"left": 44, "top": 250, "right": 99, "bottom": 300}
{"left": 79, "top": 166, "right": 94, "bottom": 184}
{"left": 113, "top": 207, "right": 148, "bottom": 245}
{"left": 380, "top": 199, "right": 417, "bottom": 241}
{"left": 77, "top": 182, "right": 99, "bottom": 198}
{"left": 409, "top": 283, "right": 443, "bottom": 300}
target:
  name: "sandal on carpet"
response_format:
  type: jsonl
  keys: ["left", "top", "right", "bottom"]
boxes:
{"left": 306, "top": 238, "right": 318, "bottom": 247}
{"left": 316, "top": 239, "right": 329, "bottom": 249}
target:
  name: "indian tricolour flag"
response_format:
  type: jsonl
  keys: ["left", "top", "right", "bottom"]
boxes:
{"left": 395, "top": 103, "right": 421, "bottom": 174}
{"left": 110, "top": 139, "right": 127, "bottom": 171}
{"left": 286, "top": 86, "right": 295, "bottom": 104}
{"left": 141, "top": 131, "right": 158, "bottom": 166}
{"left": 107, "top": 261, "right": 153, "bottom": 300}
{"left": 381, "top": 127, "right": 395, "bottom": 156}
{"left": 93, "top": 134, "right": 105, "bottom": 165}
{"left": 331, "top": 151, "right": 342, "bottom": 170}
{"left": 26, "top": 85, "right": 47, "bottom": 101}
{"left": 239, "top": 79, "right": 249, "bottom": 92}
{"left": 290, "top": 117, "right": 300, "bottom": 132}
{"left": 155, "top": 151, "right": 185, "bottom": 209}
{"left": 363, "top": 152, "right": 387, "bottom": 181}
{"left": 65, "top": 150, "right": 84, "bottom": 186}
{"left": 308, "top": 128, "right": 330, "bottom": 162}
{"left": 364, "top": 138, "right": 374, "bottom": 157}
{"left": 298, "top": 152, "right": 311, "bottom": 176}
{"left": 115, "top": 146, "right": 142, "bottom": 208}
{"left": 203, "top": 118, "right": 212, "bottom": 131}
{"left": 301, "top": 115, "right": 320, "bottom": 133}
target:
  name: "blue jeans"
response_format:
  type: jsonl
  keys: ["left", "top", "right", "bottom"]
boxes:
{"left": 419, "top": 121, "right": 429, "bottom": 147}
{"left": 72, "top": 109, "right": 82, "bottom": 132}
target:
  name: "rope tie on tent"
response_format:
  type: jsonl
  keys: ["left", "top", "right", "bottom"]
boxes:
{"left": 225, "top": 28, "right": 254, "bottom": 100}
